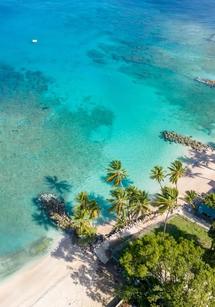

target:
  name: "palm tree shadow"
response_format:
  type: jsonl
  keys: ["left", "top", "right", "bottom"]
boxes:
{"left": 122, "top": 178, "right": 134, "bottom": 187}
{"left": 44, "top": 176, "right": 72, "bottom": 195}
{"left": 100, "top": 175, "right": 112, "bottom": 187}
{"left": 32, "top": 194, "right": 74, "bottom": 230}
{"left": 178, "top": 150, "right": 215, "bottom": 171}
{"left": 51, "top": 235, "right": 115, "bottom": 303}
{"left": 154, "top": 224, "right": 203, "bottom": 247}
{"left": 88, "top": 193, "right": 115, "bottom": 223}
{"left": 31, "top": 197, "right": 57, "bottom": 230}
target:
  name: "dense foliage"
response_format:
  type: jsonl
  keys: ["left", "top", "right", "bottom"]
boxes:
{"left": 119, "top": 233, "right": 215, "bottom": 307}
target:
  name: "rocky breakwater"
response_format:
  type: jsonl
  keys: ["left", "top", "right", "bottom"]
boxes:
{"left": 195, "top": 77, "right": 215, "bottom": 88}
{"left": 38, "top": 193, "right": 73, "bottom": 230}
{"left": 161, "top": 130, "right": 212, "bottom": 152}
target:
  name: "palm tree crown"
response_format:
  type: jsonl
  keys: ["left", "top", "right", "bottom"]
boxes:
{"left": 72, "top": 192, "right": 100, "bottom": 237}
{"left": 126, "top": 186, "right": 150, "bottom": 219}
{"left": 168, "top": 160, "right": 185, "bottom": 187}
{"left": 75, "top": 192, "right": 89, "bottom": 211}
{"left": 87, "top": 200, "right": 100, "bottom": 219}
{"left": 183, "top": 190, "right": 198, "bottom": 208}
{"left": 106, "top": 160, "right": 127, "bottom": 186}
{"left": 155, "top": 186, "right": 179, "bottom": 233}
{"left": 108, "top": 187, "right": 128, "bottom": 219}
{"left": 150, "top": 166, "right": 165, "bottom": 188}
{"left": 155, "top": 186, "right": 178, "bottom": 212}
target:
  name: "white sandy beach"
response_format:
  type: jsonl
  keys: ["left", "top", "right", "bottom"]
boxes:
{"left": 0, "top": 234, "right": 115, "bottom": 307}
{"left": 0, "top": 149, "right": 215, "bottom": 307}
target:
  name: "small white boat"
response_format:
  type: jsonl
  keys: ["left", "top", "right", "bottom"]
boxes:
{"left": 32, "top": 39, "right": 38, "bottom": 44}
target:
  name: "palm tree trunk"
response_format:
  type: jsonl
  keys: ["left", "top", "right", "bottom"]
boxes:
{"left": 163, "top": 209, "right": 170, "bottom": 233}
{"left": 211, "top": 239, "right": 215, "bottom": 251}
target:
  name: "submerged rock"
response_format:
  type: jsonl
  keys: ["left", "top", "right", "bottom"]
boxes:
{"left": 195, "top": 77, "right": 215, "bottom": 88}
{"left": 38, "top": 193, "right": 65, "bottom": 216}
{"left": 38, "top": 193, "right": 73, "bottom": 230}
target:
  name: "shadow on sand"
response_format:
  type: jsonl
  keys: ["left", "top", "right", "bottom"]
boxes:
{"left": 179, "top": 149, "right": 215, "bottom": 170}
{"left": 51, "top": 235, "right": 115, "bottom": 303}
{"left": 178, "top": 149, "right": 215, "bottom": 192}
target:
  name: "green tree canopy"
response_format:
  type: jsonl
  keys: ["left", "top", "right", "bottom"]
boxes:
{"left": 119, "top": 233, "right": 215, "bottom": 307}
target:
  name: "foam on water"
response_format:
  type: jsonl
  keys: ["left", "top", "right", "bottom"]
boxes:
{"left": 0, "top": 0, "right": 215, "bottom": 276}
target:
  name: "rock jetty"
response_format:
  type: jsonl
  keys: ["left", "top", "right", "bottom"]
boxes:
{"left": 195, "top": 77, "right": 215, "bottom": 88}
{"left": 38, "top": 193, "right": 73, "bottom": 230}
{"left": 161, "top": 130, "right": 211, "bottom": 152}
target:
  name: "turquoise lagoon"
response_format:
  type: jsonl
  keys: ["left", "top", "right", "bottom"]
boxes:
{"left": 0, "top": 0, "right": 215, "bottom": 277}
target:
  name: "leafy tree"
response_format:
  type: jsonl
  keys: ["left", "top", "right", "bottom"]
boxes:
{"left": 106, "top": 160, "right": 127, "bottom": 186}
{"left": 183, "top": 190, "right": 198, "bottom": 208}
{"left": 168, "top": 160, "right": 185, "bottom": 189}
{"left": 119, "top": 233, "right": 215, "bottom": 307}
{"left": 154, "top": 186, "right": 178, "bottom": 233}
{"left": 150, "top": 166, "right": 165, "bottom": 188}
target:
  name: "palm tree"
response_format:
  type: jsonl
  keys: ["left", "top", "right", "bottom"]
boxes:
{"left": 204, "top": 193, "right": 215, "bottom": 208}
{"left": 72, "top": 205, "right": 95, "bottom": 237}
{"left": 75, "top": 192, "right": 89, "bottom": 212}
{"left": 155, "top": 186, "right": 179, "bottom": 233}
{"left": 108, "top": 188, "right": 128, "bottom": 220}
{"left": 126, "top": 185, "right": 139, "bottom": 220}
{"left": 126, "top": 186, "right": 150, "bottom": 219}
{"left": 106, "top": 160, "right": 127, "bottom": 186}
{"left": 168, "top": 160, "right": 185, "bottom": 189}
{"left": 208, "top": 222, "right": 215, "bottom": 250}
{"left": 150, "top": 166, "right": 165, "bottom": 188}
{"left": 183, "top": 190, "right": 198, "bottom": 208}
{"left": 114, "top": 216, "right": 127, "bottom": 231}
{"left": 87, "top": 199, "right": 101, "bottom": 219}
{"left": 73, "top": 192, "right": 101, "bottom": 237}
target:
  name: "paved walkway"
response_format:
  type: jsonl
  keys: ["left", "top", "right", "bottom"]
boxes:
{"left": 95, "top": 206, "right": 211, "bottom": 264}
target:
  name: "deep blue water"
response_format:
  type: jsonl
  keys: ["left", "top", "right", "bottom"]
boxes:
{"left": 0, "top": 0, "right": 215, "bottom": 277}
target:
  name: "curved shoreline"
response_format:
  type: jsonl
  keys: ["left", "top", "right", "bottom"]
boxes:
{"left": 0, "top": 149, "right": 215, "bottom": 307}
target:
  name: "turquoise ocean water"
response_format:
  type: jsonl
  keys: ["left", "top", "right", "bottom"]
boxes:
{"left": 0, "top": 0, "right": 215, "bottom": 277}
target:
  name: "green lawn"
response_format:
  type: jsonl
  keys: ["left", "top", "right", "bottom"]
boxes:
{"left": 156, "top": 215, "right": 211, "bottom": 249}
{"left": 112, "top": 214, "right": 211, "bottom": 260}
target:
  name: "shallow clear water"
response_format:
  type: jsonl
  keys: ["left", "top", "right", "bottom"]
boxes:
{"left": 0, "top": 0, "right": 215, "bottom": 277}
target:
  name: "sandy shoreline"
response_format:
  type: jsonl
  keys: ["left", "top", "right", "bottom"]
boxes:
{"left": 0, "top": 149, "right": 215, "bottom": 307}
{"left": 0, "top": 232, "right": 115, "bottom": 307}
